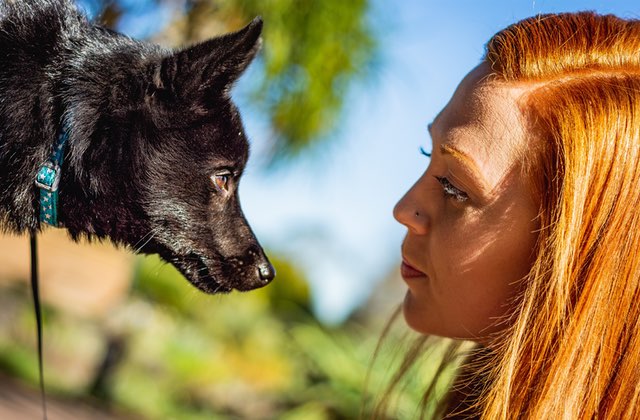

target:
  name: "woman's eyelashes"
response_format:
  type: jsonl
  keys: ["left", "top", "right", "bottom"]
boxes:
{"left": 435, "top": 176, "right": 469, "bottom": 202}
{"left": 420, "top": 146, "right": 432, "bottom": 158}
{"left": 419, "top": 145, "right": 469, "bottom": 202}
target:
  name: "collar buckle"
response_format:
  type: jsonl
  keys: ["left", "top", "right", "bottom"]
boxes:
{"left": 35, "top": 161, "right": 61, "bottom": 192}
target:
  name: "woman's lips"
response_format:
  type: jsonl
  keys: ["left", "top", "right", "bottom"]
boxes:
{"left": 401, "top": 260, "right": 426, "bottom": 279}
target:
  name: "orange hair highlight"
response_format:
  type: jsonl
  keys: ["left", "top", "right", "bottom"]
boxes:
{"left": 481, "top": 11, "right": 640, "bottom": 418}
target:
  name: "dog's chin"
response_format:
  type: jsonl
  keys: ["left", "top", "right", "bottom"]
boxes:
{"left": 171, "top": 253, "right": 233, "bottom": 294}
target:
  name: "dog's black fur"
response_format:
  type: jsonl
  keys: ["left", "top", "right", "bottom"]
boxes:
{"left": 0, "top": 0, "right": 275, "bottom": 293}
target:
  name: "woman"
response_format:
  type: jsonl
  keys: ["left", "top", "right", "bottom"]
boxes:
{"left": 384, "top": 11, "right": 640, "bottom": 419}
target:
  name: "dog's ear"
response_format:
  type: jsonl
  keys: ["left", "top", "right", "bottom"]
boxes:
{"left": 148, "top": 17, "right": 262, "bottom": 108}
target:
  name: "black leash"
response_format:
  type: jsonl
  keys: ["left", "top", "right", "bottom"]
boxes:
{"left": 29, "top": 231, "right": 48, "bottom": 420}
{"left": 31, "top": 122, "right": 69, "bottom": 420}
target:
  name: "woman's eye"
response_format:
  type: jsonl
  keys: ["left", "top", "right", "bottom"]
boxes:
{"left": 435, "top": 176, "right": 469, "bottom": 202}
{"left": 210, "top": 173, "right": 230, "bottom": 192}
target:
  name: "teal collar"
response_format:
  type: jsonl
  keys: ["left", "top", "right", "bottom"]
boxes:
{"left": 35, "top": 128, "right": 70, "bottom": 227}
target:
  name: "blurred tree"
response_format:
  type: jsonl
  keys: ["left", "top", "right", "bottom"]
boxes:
{"left": 78, "top": 0, "right": 378, "bottom": 162}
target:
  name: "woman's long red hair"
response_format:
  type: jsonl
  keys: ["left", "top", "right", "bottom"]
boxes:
{"left": 482, "top": 11, "right": 640, "bottom": 418}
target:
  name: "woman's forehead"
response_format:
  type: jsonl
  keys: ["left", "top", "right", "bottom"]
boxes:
{"left": 431, "top": 63, "right": 532, "bottom": 191}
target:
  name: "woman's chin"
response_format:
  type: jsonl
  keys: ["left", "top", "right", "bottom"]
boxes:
{"left": 402, "top": 289, "right": 433, "bottom": 335}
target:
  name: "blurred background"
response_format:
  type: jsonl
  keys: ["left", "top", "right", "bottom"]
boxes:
{"left": 0, "top": 0, "right": 638, "bottom": 418}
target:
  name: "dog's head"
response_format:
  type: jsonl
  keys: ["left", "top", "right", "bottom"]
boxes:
{"left": 62, "top": 18, "right": 275, "bottom": 293}
{"left": 138, "top": 18, "right": 274, "bottom": 293}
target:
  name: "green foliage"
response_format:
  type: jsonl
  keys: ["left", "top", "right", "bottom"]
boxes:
{"left": 0, "top": 277, "right": 450, "bottom": 419}
{"left": 0, "top": 287, "right": 41, "bottom": 383}
{"left": 223, "top": 0, "right": 378, "bottom": 158}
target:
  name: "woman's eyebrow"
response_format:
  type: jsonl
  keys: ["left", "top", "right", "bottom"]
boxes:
{"left": 439, "top": 143, "right": 491, "bottom": 193}
{"left": 428, "top": 122, "right": 491, "bottom": 192}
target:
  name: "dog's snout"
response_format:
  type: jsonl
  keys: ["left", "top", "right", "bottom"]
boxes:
{"left": 258, "top": 261, "right": 276, "bottom": 283}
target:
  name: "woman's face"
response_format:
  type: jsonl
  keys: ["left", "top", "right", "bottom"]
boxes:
{"left": 394, "top": 62, "right": 539, "bottom": 343}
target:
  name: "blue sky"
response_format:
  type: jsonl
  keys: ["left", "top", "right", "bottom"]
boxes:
{"left": 236, "top": 0, "right": 640, "bottom": 323}
{"left": 81, "top": 0, "right": 640, "bottom": 323}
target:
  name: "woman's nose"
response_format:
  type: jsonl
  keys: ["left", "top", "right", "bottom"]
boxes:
{"left": 393, "top": 182, "right": 429, "bottom": 235}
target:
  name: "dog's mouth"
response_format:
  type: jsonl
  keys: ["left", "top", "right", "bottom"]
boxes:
{"left": 171, "top": 252, "right": 233, "bottom": 294}
{"left": 150, "top": 240, "right": 274, "bottom": 294}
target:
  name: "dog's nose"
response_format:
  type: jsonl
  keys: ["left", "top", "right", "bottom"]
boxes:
{"left": 258, "top": 261, "right": 276, "bottom": 283}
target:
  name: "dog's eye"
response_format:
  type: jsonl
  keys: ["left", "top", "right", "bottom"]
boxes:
{"left": 210, "top": 173, "right": 230, "bottom": 192}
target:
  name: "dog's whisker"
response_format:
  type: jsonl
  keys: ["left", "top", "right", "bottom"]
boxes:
{"left": 132, "top": 228, "right": 160, "bottom": 253}
{"left": 131, "top": 229, "right": 154, "bottom": 250}
{"left": 134, "top": 232, "right": 157, "bottom": 254}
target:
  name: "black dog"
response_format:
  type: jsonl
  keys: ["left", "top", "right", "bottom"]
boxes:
{"left": 0, "top": 0, "right": 275, "bottom": 293}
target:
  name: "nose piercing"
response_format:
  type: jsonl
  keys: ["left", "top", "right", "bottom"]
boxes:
{"left": 415, "top": 211, "right": 420, "bottom": 217}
